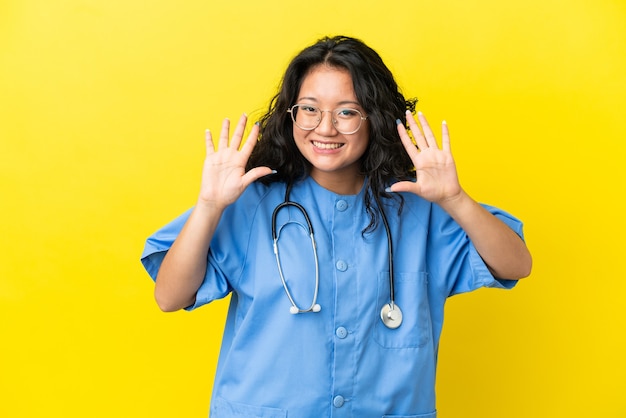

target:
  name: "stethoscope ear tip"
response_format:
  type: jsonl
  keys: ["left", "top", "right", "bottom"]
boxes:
{"left": 289, "top": 303, "right": 322, "bottom": 315}
{"left": 289, "top": 304, "right": 321, "bottom": 314}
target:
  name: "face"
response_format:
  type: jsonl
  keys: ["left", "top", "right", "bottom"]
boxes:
{"left": 292, "top": 65, "right": 369, "bottom": 193}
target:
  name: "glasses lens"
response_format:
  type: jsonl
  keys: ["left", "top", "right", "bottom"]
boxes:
{"left": 292, "top": 105, "right": 321, "bottom": 130}
{"left": 333, "top": 108, "right": 363, "bottom": 134}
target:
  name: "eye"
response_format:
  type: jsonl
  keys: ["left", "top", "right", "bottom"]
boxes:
{"left": 335, "top": 108, "right": 359, "bottom": 119}
{"left": 299, "top": 105, "right": 319, "bottom": 114}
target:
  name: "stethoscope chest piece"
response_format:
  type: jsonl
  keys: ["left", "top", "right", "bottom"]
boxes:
{"left": 380, "top": 303, "right": 403, "bottom": 329}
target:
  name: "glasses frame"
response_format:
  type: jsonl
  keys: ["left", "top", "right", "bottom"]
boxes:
{"left": 287, "top": 104, "right": 368, "bottom": 135}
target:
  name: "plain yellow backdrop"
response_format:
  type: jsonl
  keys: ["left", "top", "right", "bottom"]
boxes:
{"left": 1, "top": 0, "right": 625, "bottom": 416}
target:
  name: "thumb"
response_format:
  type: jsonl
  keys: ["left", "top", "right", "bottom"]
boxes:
{"left": 242, "top": 167, "right": 276, "bottom": 187}
{"left": 387, "top": 180, "right": 420, "bottom": 195}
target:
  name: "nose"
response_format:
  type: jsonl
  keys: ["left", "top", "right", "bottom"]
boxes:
{"left": 315, "top": 110, "right": 337, "bottom": 135}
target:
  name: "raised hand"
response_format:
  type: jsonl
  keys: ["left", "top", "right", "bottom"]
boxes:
{"left": 153, "top": 114, "right": 273, "bottom": 311}
{"left": 198, "top": 114, "right": 273, "bottom": 210}
{"left": 389, "top": 111, "right": 462, "bottom": 205}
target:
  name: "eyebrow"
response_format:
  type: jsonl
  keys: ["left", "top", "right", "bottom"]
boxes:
{"left": 297, "top": 97, "right": 362, "bottom": 107}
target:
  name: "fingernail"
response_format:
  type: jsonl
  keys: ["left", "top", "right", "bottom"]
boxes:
{"left": 418, "top": 111, "right": 423, "bottom": 116}
{"left": 255, "top": 121, "right": 260, "bottom": 126}
{"left": 270, "top": 170, "right": 278, "bottom": 174}
{"left": 406, "top": 110, "right": 411, "bottom": 115}
{"left": 442, "top": 120, "right": 447, "bottom": 125}
{"left": 395, "top": 119, "right": 402, "bottom": 125}
{"left": 384, "top": 187, "right": 392, "bottom": 193}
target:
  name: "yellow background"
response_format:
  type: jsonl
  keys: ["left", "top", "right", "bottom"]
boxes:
{"left": 1, "top": 0, "right": 625, "bottom": 416}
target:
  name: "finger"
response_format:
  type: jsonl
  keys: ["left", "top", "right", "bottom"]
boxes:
{"left": 441, "top": 120, "right": 451, "bottom": 153}
{"left": 205, "top": 129, "right": 215, "bottom": 154}
{"left": 396, "top": 118, "right": 420, "bottom": 161}
{"left": 405, "top": 110, "right": 428, "bottom": 150}
{"left": 230, "top": 113, "right": 248, "bottom": 150}
{"left": 240, "top": 121, "right": 260, "bottom": 159}
{"left": 219, "top": 118, "right": 231, "bottom": 150}
{"left": 417, "top": 111, "right": 439, "bottom": 149}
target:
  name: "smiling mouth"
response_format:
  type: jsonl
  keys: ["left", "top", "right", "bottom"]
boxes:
{"left": 312, "top": 141, "right": 343, "bottom": 150}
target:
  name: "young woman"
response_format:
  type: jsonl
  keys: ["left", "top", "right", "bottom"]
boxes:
{"left": 141, "top": 35, "right": 531, "bottom": 418}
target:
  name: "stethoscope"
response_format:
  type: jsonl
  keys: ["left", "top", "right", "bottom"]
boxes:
{"left": 271, "top": 183, "right": 403, "bottom": 329}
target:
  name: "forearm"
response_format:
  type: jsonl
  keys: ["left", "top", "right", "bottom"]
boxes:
{"left": 438, "top": 190, "right": 532, "bottom": 280}
{"left": 154, "top": 204, "right": 223, "bottom": 311}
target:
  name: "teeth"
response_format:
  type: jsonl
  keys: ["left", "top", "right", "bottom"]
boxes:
{"left": 313, "top": 141, "right": 342, "bottom": 150}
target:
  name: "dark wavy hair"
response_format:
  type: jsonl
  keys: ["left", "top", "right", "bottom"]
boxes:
{"left": 247, "top": 35, "right": 417, "bottom": 233}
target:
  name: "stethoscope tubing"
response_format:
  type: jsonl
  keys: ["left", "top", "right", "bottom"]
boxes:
{"left": 373, "top": 192, "right": 396, "bottom": 310}
{"left": 271, "top": 181, "right": 401, "bottom": 327}
{"left": 272, "top": 200, "right": 321, "bottom": 314}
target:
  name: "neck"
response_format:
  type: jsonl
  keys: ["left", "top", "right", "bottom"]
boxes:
{"left": 310, "top": 170, "right": 365, "bottom": 195}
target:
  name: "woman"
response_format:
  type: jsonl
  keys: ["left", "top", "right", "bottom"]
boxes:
{"left": 141, "top": 35, "right": 531, "bottom": 418}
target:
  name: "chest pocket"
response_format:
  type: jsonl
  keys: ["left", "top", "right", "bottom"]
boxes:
{"left": 212, "top": 397, "right": 287, "bottom": 418}
{"left": 374, "top": 271, "right": 432, "bottom": 349}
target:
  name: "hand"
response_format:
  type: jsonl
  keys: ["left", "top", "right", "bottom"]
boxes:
{"left": 198, "top": 114, "right": 273, "bottom": 210}
{"left": 389, "top": 111, "right": 462, "bottom": 205}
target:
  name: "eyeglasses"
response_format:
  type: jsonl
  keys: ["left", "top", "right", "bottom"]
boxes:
{"left": 287, "top": 104, "right": 368, "bottom": 135}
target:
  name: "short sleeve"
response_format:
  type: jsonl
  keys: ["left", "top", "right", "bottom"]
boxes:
{"left": 140, "top": 208, "right": 192, "bottom": 282}
{"left": 428, "top": 204, "right": 525, "bottom": 297}
{"left": 140, "top": 183, "right": 273, "bottom": 311}
{"left": 140, "top": 207, "right": 233, "bottom": 311}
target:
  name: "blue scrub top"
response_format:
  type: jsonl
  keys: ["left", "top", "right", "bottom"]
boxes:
{"left": 141, "top": 176, "right": 523, "bottom": 418}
